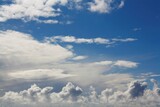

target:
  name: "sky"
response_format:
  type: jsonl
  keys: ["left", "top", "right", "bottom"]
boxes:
{"left": 0, "top": 0, "right": 160, "bottom": 106}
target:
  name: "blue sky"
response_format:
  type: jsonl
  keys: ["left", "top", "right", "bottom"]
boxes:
{"left": 2, "top": 0, "right": 159, "bottom": 75}
{"left": 0, "top": 0, "right": 160, "bottom": 106}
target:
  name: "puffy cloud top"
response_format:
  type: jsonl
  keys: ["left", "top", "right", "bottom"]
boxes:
{"left": 0, "top": 0, "right": 125, "bottom": 23}
{"left": 1, "top": 80, "right": 160, "bottom": 107}
{"left": 126, "top": 81, "right": 147, "bottom": 98}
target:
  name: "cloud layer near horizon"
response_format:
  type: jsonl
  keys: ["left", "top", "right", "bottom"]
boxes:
{"left": 0, "top": 79, "right": 160, "bottom": 107}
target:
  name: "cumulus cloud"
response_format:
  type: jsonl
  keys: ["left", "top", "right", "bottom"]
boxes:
{"left": 0, "top": 0, "right": 61, "bottom": 22}
{"left": 88, "top": 0, "right": 124, "bottom": 13}
{"left": 45, "top": 35, "right": 137, "bottom": 46}
{"left": 0, "top": 0, "right": 125, "bottom": 23}
{"left": 125, "top": 81, "right": 147, "bottom": 98}
{"left": 150, "top": 79, "right": 160, "bottom": 96}
{"left": 0, "top": 80, "right": 160, "bottom": 107}
{"left": 1, "top": 82, "right": 84, "bottom": 104}
{"left": 88, "top": 0, "right": 113, "bottom": 13}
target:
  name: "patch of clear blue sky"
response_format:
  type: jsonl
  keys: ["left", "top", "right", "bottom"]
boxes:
{"left": 0, "top": 0, "right": 160, "bottom": 78}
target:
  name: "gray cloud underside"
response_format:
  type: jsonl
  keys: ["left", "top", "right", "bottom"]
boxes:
{"left": 0, "top": 79, "right": 160, "bottom": 107}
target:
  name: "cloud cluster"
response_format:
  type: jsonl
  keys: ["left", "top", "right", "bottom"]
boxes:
{"left": 0, "top": 0, "right": 80, "bottom": 23}
{"left": 45, "top": 36, "right": 137, "bottom": 46}
{"left": 0, "top": 80, "right": 160, "bottom": 107}
{"left": 0, "top": 30, "right": 139, "bottom": 91}
{"left": 0, "top": 0, "right": 125, "bottom": 23}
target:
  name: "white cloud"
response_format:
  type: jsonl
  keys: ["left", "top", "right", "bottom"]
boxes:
{"left": 104, "top": 73, "right": 134, "bottom": 90}
{"left": 94, "top": 37, "right": 110, "bottom": 44}
{"left": 1, "top": 80, "right": 160, "bottom": 107}
{"left": 52, "top": 62, "right": 137, "bottom": 89}
{"left": 72, "top": 56, "right": 88, "bottom": 61}
{"left": 50, "top": 36, "right": 94, "bottom": 44}
{"left": 65, "top": 45, "right": 74, "bottom": 50}
{"left": 0, "top": 30, "right": 139, "bottom": 91}
{"left": 46, "top": 36, "right": 137, "bottom": 46}
{"left": 93, "top": 60, "right": 138, "bottom": 68}
{"left": 92, "top": 61, "right": 113, "bottom": 66}
{"left": 114, "top": 60, "right": 138, "bottom": 68}
{"left": 36, "top": 19, "right": 59, "bottom": 24}
{"left": 8, "top": 69, "right": 74, "bottom": 80}
{"left": 0, "top": 0, "right": 60, "bottom": 22}
{"left": 88, "top": 0, "right": 124, "bottom": 13}
{"left": 0, "top": 30, "right": 73, "bottom": 67}
{"left": 88, "top": 0, "right": 113, "bottom": 13}
{"left": 112, "top": 38, "right": 137, "bottom": 42}
{"left": 118, "top": 0, "right": 124, "bottom": 9}
{"left": 0, "top": 0, "right": 81, "bottom": 23}
{"left": 0, "top": 0, "right": 125, "bottom": 23}
{"left": 138, "top": 72, "right": 160, "bottom": 79}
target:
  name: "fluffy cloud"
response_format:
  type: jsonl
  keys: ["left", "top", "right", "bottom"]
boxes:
{"left": 0, "top": 0, "right": 81, "bottom": 23}
{"left": 88, "top": 0, "right": 113, "bottom": 13}
{"left": 88, "top": 0, "right": 125, "bottom": 13}
{"left": 0, "top": 80, "right": 160, "bottom": 107}
{"left": 45, "top": 35, "right": 137, "bottom": 46}
{"left": 0, "top": 0, "right": 125, "bottom": 23}
{"left": 0, "top": 30, "right": 73, "bottom": 67}
{"left": 125, "top": 81, "right": 147, "bottom": 98}
{"left": 1, "top": 82, "right": 84, "bottom": 103}
{"left": 151, "top": 79, "right": 160, "bottom": 96}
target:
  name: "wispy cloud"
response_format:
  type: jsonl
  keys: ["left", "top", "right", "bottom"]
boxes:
{"left": 45, "top": 36, "right": 137, "bottom": 47}
{"left": 72, "top": 56, "right": 88, "bottom": 61}
{"left": 93, "top": 60, "right": 138, "bottom": 68}
{"left": 8, "top": 69, "right": 74, "bottom": 80}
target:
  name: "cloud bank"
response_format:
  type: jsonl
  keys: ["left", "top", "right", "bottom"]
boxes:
{"left": 0, "top": 79, "right": 160, "bottom": 107}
